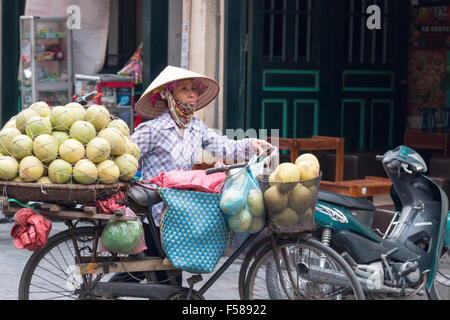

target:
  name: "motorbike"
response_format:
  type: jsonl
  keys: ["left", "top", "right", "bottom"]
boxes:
{"left": 266, "top": 145, "right": 449, "bottom": 300}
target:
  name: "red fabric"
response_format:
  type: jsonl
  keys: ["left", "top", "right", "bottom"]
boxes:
{"left": 88, "top": 191, "right": 126, "bottom": 214}
{"left": 144, "top": 169, "right": 226, "bottom": 194}
{"left": 10, "top": 208, "right": 52, "bottom": 252}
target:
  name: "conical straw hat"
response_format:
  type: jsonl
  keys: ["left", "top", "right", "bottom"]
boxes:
{"left": 135, "top": 66, "right": 220, "bottom": 120}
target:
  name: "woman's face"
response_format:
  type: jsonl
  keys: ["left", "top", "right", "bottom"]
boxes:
{"left": 172, "top": 80, "right": 199, "bottom": 106}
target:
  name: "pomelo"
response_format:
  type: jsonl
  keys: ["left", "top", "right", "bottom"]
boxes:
{"left": 97, "top": 160, "right": 120, "bottom": 184}
{"left": 48, "top": 159, "right": 73, "bottom": 184}
{"left": 84, "top": 105, "right": 110, "bottom": 132}
{"left": 50, "top": 106, "right": 75, "bottom": 131}
{"left": 98, "top": 128, "right": 127, "bottom": 156}
{"left": 25, "top": 116, "right": 52, "bottom": 138}
{"left": 295, "top": 153, "right": 320, "bottom": 171}
{"left": 3, "top": 116, "right": 17, "bottom": 130}
{"left": 33, "top": 134, "right": 59, "bottom": 164}
{"left": 297, "top": 160, "right": 319, "bottom": 180}
{"left": 65, "top": 102, "right": 86, "bottom": 122}
{"left": 19, "top": 156, "right": 44, "bottom": 182}
{"left": 108, "top": 119, "right": 130, "bottom": 137}
{"left": 0, "top": 128, "right": 22, "bottom": 155}
{"left": 227, "top": 209, "right": 252, "bottom": 233}
{"left": 85, "top": 137, "right": 111, "bottom": 164}
{"left": 37, "top": 176, "right": 52, "bottom": 184}
{"left": 114, "top": 154, "right": 138, "bottom": 181}
{"left": 52, "top": 131, "right": 69, "bottom": 146}
{"left": 10, "top": 134, "right": 33, "bottom": 160}
{"left": 59, "top": 139, "right": 85, "bottom": 164}
{"left": 15, "top": 109, "right": 39, "bottom": 133}
{"left": 69, "top": 120, "right": 96, "bottom": 144}
{"left": 247, "top": 189, "right": 265, "bottom": 217}
{"left": 0, "top": 156, "right": 19, "bottom": 180}
{"left": 29, "top": 101, "right": 51, "bottom": 118}
{"left": 73, "top": 159, "right": 98, "bottom": 185}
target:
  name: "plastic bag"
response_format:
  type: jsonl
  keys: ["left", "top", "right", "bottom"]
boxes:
{"left": 219, "top": 167, "right": 266, "bottom": 234}
{"left": 100, "top": 207, "right": 147, "bottom": 255}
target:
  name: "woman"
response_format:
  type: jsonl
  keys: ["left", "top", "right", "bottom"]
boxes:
{"left": 112, "top": 66, "right": 270, "bottom": 284}
{"left": 132, "top": 66, "right": 270, "bottom": 227}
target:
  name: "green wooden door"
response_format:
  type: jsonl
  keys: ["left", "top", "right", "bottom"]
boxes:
{"left": 242, "top": 0, "right": 409, "bottom": 151}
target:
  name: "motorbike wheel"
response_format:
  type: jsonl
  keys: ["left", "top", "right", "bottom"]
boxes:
{"left": 426, "top": 248, "right": 450, "bottom": 300}
{"left": 244, "top": 237, "right": 365, "bottom": 300}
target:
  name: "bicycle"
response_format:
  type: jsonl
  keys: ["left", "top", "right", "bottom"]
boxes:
{"left": 16, "top": 148, "right": 365, "bottom": 300}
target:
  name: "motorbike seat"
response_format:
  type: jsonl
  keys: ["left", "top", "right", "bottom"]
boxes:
{"left": 318, "top": 190, "right": 376, "bottom": 211}
{"left": 126, "top": 185, "right": 162, "bottom": 207}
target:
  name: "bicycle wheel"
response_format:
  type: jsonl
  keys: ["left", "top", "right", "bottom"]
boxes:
{"left": 18, "top": 226, "right": 154, "bottom": 300}
{"left": 426, "top": 248, "right": 450, "bottom": 300}
{"left": 244, "top": 237, "right": 365, "bottom": 300}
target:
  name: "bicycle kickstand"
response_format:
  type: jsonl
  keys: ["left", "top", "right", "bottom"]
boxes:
{"left": 186, "top": 274, "right": 203, "bottom": 300}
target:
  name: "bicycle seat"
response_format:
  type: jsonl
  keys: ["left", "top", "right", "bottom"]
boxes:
{"left": 317, "top": 190, "right": 376, "bottom": 211}
{"left": 127, "top": 186, "right": 162, "bottom": 207}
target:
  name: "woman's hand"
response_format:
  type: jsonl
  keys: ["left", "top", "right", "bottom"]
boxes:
{"left": 250, "top": 139, "right": 272, "bottom": 154}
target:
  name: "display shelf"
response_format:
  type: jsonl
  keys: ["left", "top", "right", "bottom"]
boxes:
{"left": 20, "top": 16, "right": 73, "bottom": 108}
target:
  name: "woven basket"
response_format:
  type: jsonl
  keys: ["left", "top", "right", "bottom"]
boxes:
{"left": 0, "top": 181, "right": 129, "bottom": 205}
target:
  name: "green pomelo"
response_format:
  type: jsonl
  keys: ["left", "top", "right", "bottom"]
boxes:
{"left": 288, "top": 183, "right": 313, "bottom": 211}
{"left": 97, "top": 160, "right": 120, "bottom": 184}
{"left": 247, "top": 188, "right": 265, "bottom": 217}
{"left": 13, "top": 176, "right": 23, "bottom": 182}
{"left": 98, "top": 128, "right": 127, "bottom": 156}
{"left": 227, "top": 209, "right": 252, "bottom": 233}
{"left": 15, "top": 109, "right": 39, "bottom": 133}
{"left": 52, "top": 131, "right": 70, "bottom": 146}
{"left": 69, "top": 120, "right": 96, "bottom": 144}
{"left": 65, "top": 102, "right": 86, "bottom": 122}
{"left": 10, "top": 134, "right": 34, "bottom": 160}
{"left": 19, "top": 156, "right": 44, "bottom": 182}
{"left": 102, "top": 220, "right": 142, "bottom": 254}
{"left": 37, "top": 176, "right": 52, "bottom": 184}
{"left": 73, "top": 159, "right": 98, "bottom": 185}
{"left": 59, "top": 139, "right": 85, "bottom": 164}
{"left": 48, "top": 159, "right": 73, "bottom": 184}
{"left": 29, "top": 101, "right": 51, "bottom": 117}
{"left": 108, "top": 119, "right": 130, "bottom": 137}
{"left": 85, "top": 105, "right": 110, "bottom": 132}
{"left": 272, "top": 207, "right": 300, "bottom": 227}
{"left": 114, "top": 154, "right": 138, "bottom": 181}
{"left": 0, "top": 156, "right": 19, "bottom": 180}
{"left": 25, "top": 116, "right": 52, "bottom": 139}
{"left": 86, "top": 137, "right": 111, "bottom": 164}
{"left": 33, "top": 134, "right": 59, "bottom": 164}
{"left": 50, "top": 106, "right": 75, "bottom": 131}
{"left": 0, "top": 128, "right": 22, "bottom": 155}
{"left": 263, "top": 186, "right": 288, "bottom": 213}
{"left": 219, "top": 188, "right": 245, "bottom": 216}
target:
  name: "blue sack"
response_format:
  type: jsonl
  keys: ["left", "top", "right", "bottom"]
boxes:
{"left": 157, "top": 187, "right": 230, "bottom": 274}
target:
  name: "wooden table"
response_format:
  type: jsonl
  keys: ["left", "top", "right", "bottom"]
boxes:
{"left": 319, "top": 176, "right": 392, "bottom": 200}
{"left": 404, "top": 130, "right": 449, "bottom": 157}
